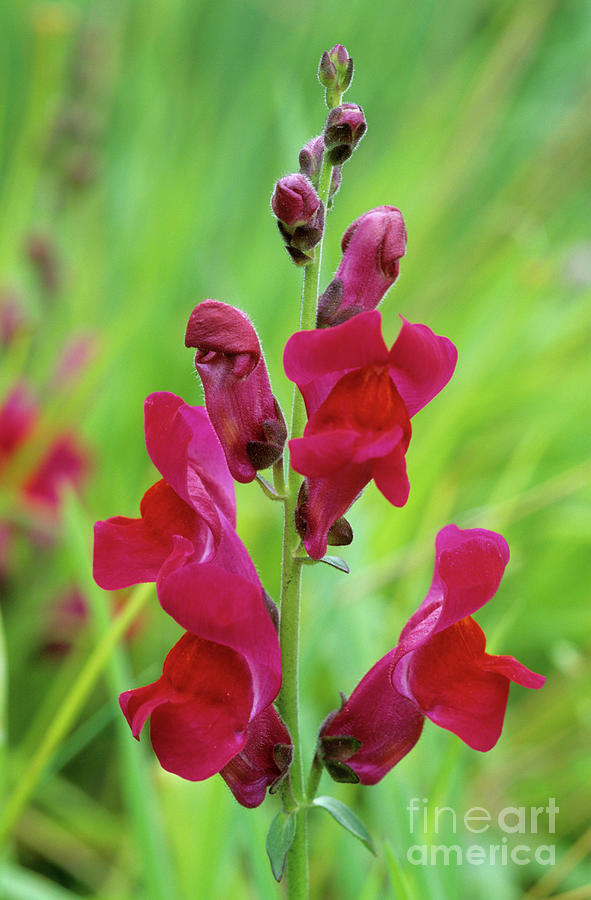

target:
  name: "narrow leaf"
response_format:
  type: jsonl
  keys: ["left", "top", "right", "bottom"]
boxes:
{"left": 384, "top": 841, "right": 418, "bottom": 900}
{"left": 312, "top": 795, "right": 376, "bottom": 855}
{"left": 266, "top": 810, "right": 296, "bottom": 882}
{"left": 320, "top": 555, "right": 350, "bottom": 573}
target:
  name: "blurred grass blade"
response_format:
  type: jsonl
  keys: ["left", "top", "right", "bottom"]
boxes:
{"left": 384, "top": 841, "right": 418, "bottom": 900}
{"left": 0, "top": 560, "right": 153, "bottom": 851}
{"left": 61, "top": 492, "right": 177, "bottom": 900}
{"left": 0, "top": 863, "right": 84, "bottom": 900}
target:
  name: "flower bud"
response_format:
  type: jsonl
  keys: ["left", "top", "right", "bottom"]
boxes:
{"left": 323, "top": 103, "right": 366, "bottom": 165}
{"left": 185, "top": 301, "right": 287, "bottom": 482}
{"left": 317, "top": 206, "right": 407, "bottom": 327}
{"left": 271, "top": 173, "right": 319, "bottom": 226}
{"left": 271, "top": 174, "right": 324, "bottom": 266}
{"left": 318, "top": 45, "right": 354, "bottom": 109}
{"left": 221, "top": 707, "right": 292, "bottom": 808}
{"left": 298, "top": 136, "right": 324, "bottom": 186}
{"left": 298, "top": 136, "right": 342, "bottom": 203}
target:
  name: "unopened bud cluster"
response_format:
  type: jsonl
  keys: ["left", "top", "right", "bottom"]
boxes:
{"left": 318, "top": 44, "right": 353, "bottom": 108}
{"left": 271, "top": 175, "right": 325, "bottom": 266}
{"left": 271, "top": 43, "right": 368, "bottom": 266}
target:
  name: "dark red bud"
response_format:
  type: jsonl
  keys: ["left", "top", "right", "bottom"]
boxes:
{"left": 323, "top": 104, "right": 366, "bottom": 165}
{"left": 298, "top": 136, "right": 325, "bottom": 185}
{"left": 272, "top": 175, "right": 324, "bottom": 266}
{"left": 318, "top": 51, "right": 337, "bottom": 88}
{"left": 271, "top": 174, "right": 320, "bottom": 227}
{"left": 319, "top": 45, "right": 354, "bottom": 108}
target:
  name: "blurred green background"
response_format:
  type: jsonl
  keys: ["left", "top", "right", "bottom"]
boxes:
{"left": 1, "top": 0, "right": 590, "bottom": 897}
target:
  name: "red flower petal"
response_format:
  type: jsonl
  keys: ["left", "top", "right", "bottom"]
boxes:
{"left": 144, "top": 391, "right": 235, "bottom": 533}
{"left": 295, "top": 465, "right": 368, "bottom": 560}
{"left": 371, "top": 443, "right": 410, "bottom": 506}
{"left": 320, "top": 652, "right": 424, "bottom": 785}
{"left": 157, "top": 552, "right": 282, "bottom": 717}
{"left": 283, "top": 311, "right": 389, "bottom": 417}
{"left": 93, "top": 516, "right": 170, "bottom": 590}
{"left": 121, "top": 632, "right": 255, "bottom": 781}
{"left": 388, "top": 317, "right": 457, "bottom": 417}
{"left": 396, "top": 525, "right": 510, "bottom": 658}
{"left": 289, "top": 430, "right": 357, "bottom": 478}
{"left": 403, "top": 617, "right": 544, "bottom": 751}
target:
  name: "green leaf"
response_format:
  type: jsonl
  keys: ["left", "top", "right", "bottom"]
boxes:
{"left": 320, "top": 555, "right": 350, "bottom": 573}
{"left": 265, "top": 810, "right": 296, "bottom": 882}
{"left": 312, "top": 796, "right": 376, "bottom": 855}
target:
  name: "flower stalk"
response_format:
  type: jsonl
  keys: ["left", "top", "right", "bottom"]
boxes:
{"left": 277, "top": 131, "right": 339, "bottom": 899}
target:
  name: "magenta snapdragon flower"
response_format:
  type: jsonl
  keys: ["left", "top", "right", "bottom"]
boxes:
{"left": 317, "top": 206, "right": 407, "bottom": 327}
{"left": 119, "top": 547, "right": 284, "bottom": 792}
{"left": 93, "top": 391, "right": 240, "bottom": 587}
{"left": 93, "top": 391, "right": 286, "bottom": 803}
{"left": 185, "top": 302, "right": 286, "bottom": 482}
{"left": 284, "top": 310, "right": 457, "bottom": 559}
{"left": 319, "top": 525, "right": 545, "bottom": 784}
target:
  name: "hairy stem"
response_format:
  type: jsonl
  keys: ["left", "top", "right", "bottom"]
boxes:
{"left": 278, "top": 139, "right": 338, "bottom": 899}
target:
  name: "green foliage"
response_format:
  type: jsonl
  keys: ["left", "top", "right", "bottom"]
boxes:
{"left": 266, "top": 810, "right": 296, "bottom": 882}
{"left": 312, "top": 796, "right": 376, "bottom": 856}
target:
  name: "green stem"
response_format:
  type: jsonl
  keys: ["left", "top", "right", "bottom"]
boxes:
{"left": 0, "top": 581, "right": 153, "bottom": 848}
{"left": 277, "top": 144, "right": 337, "bottom": 899}
{"left": 0, "top": 603, "right": 7, "bottom": 824}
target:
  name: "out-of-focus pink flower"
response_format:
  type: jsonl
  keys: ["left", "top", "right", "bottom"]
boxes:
{"left": 26, "top": 232, "right": 61, "bottom": 296}
{"left": 52, "top": 333, "right": 97, "bottom": 388}
{"left": 0, "top": 384, "right": 88, "bottom": 517}
{"left": 319, "top": 526, "right": 546, "bottom": 785}
{"left": 42, "top": 587, "right": 88, "bottom": 657}
{"left": 24, "top": 434, "right": 88, "bottom": 510}
{"left": 41, "top": 586, "right": 143, "bottom": 657}
{"left": 317, "top": 207, "right": 407, "bottom": 327}
{"left": 0, "top": 385, "right": 37, "bottom": 465}
{"left": 0, "top": 291, "right": 29, "bottom": 348}
{"left": 284, "top": 311, "right": 457, "bottom": 559}
{"left": 185, "top": 302, "right": 286, "bottom": 483}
